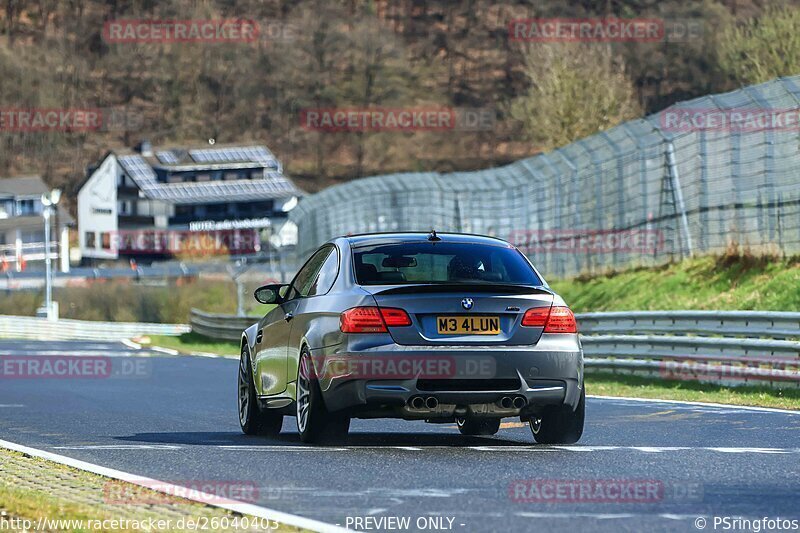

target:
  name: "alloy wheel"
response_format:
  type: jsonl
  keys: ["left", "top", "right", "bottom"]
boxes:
{"left": 238, "top": 351, "right": 250, "bottom": 427}
{"left": 296, "top": 352, "right": 312, "bottom": 433}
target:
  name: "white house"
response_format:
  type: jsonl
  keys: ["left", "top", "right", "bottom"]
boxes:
{"left": 77, "top": 142, "right": 302, "bottom": 262}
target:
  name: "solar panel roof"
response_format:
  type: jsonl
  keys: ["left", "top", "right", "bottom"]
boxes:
{"left": 116, "top": 144, "right": 299, "bottom": 204}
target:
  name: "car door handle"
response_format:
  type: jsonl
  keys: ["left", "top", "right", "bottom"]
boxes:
{"left": 284, "top": 312, "right": 294, "bottom": 322}
{"left": 256, "top": 330, "right": 263, "bottom": 343}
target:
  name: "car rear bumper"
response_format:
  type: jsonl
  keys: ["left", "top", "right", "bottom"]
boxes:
{"left": 309, "top": 333, "right": 583, "bottom": 418}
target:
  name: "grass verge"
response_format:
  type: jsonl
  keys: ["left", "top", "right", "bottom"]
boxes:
{"left": 0, "top": 448, "right": 302, "bottom": 532}
{"left": 144, "top": 332, "right": 240, "bottom": 357}
{"left": 549, "top": 252, "right": 800, "bottom": 312}
{"left": 587, "top": 372, "right": 800, "bottom": 410}
{"left": 548, "top": 252, "right": 800, "bottom": 408}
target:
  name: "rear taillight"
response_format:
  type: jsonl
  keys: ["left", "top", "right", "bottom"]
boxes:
{"left": 340, "top": 307, "right": 411, "bottom": 333}
{"left": 543, "top": 306, "right": 577, "bottom": 333}
{"left": 521, "top": 305, "right": 578, "bottom": 333}
{"left": 379, "top": 307, "right": 412, "bottom": 327}
{"left": 521, "top": 307, "right": 550, "bottom": 327}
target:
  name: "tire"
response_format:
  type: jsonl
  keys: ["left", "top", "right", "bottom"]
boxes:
{"left": 296, "top": 347, "right": 350, "bottom": 445}
{"left": 238, "top": 345, "right": 283, "bottom": 436}
{"left": 456, "top": 417, "right": 501, "bottom": 436}
{"left": 530, "top": 388, "right": 585, "bottom": 444}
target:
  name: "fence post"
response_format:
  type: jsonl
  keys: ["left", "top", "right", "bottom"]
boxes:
{"left": 697, "top": 130, "right": 709, "bottom": 252}
{"left": 556, "top": 151, "right": 583, "bottom": 275}
{"left": 540, "top": 154, "right": 564, "bottom": 276}
{"left": 666, "top": 142, "right": 694, "bottom": 257}
{"left": 599, "top": 132, "right": 627, "bottom": 268}
{"left": 577, "top": 140, "right": 605, "bottom": 274}
{"left": 744, "top": 86, "right": 777, "bottom": 246}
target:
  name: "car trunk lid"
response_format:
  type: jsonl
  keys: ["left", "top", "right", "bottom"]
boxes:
{"left": 364, "top": 283, "right": 554, "bottom": 346}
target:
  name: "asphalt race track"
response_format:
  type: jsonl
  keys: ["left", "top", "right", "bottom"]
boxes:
{"left": 1, "top": 340, "right": 799, "bottom": 532}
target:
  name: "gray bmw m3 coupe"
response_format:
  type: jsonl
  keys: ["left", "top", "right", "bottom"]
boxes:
{"left": 238, "top": 231, "right": 584, "bottom": 444}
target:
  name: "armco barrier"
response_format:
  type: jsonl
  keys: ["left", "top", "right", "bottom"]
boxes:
{"left": 577, "top": 310, "right": 800, "bottom": 339}
{"left": 189, "top": 309, "right": 800, "bottom": 388}
{"left": 576, "top": 310, "right": 800, "bottom": 388}
{"left": 0, "top": 315, "right": 190, "bottom": 341}
{"left": 190, "top": 308, "right": 258, "bottom": 341}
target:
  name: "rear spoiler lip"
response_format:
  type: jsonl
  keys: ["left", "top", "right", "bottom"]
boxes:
{"left": 361, "top": 283, "right": 554, "bottom": 296}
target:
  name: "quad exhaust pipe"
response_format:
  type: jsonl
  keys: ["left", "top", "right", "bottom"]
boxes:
{"left": 410, "top": 395, "right": 523, "bottom": 411}
{"left": 500, "top": 396, "right": 527, "bottom": 409}
{"left": 409, "top": 396, "right": 438, "bottom": 410}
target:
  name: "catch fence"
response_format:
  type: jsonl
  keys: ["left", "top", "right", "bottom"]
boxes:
{"left": 291, "top": 76, "right": 800, "bottom": 277}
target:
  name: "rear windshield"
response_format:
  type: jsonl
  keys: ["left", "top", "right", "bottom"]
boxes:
{"left": 352, "top": 241, "right": 542, "bottom": 286}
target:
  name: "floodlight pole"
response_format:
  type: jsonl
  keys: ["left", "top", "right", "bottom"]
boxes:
{"left": 41, "top": 188, "right": 61, "bottom": 321}
{"left": 43, "top": 204, "right": 53, "bottom": 320}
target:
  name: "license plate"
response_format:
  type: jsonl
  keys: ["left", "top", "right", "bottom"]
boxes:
{"left": 437, "top": 316, "right": 500, "bottom": 335}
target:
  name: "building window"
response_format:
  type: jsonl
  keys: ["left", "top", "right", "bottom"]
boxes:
{"left": 167, "top": 173, "right": 184, "bottom": 183}
{"left": 100, "top": 232, "right": 111, "bottom": 249}
{"left": 118, "top": 200, "right": 134, "bottom": 215}
{"left": 223, "top": 172, "right": 239, "bottom": 181}
{"left": 21, "top": 230, "right": 45, "bottom": 243}
{"left": 0, "top": 199, "right": 12, "bottom": 218}
{"left": 207, "top": 204, "right": 225, "bottom": 216}
{"left": 196, "top": 173, "right": 211, "bottom": 182}
{"left": 85, "top": 232, "right": 96, "bottom": 248}
{"left": 16, "top": 199, "right": 39, "bottom": 216}
{"left": 118, "top": 174, "right": 136, "bottom": 187}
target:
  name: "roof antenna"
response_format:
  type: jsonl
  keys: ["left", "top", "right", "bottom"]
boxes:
{"left": 427, "top": 229, "right": 441, "bottom": 242}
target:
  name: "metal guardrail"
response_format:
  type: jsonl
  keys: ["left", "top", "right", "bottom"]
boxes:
{"left": 189, "top": 308, "right": 258, "bottom": 341}
{"left": 576, "top": 311, "right": 800, "bottom": 339}
{"left": 189, "top": 308, "right": 800, "bottom": 388}
{"left": 580, "top": 335, "right": 800, "bottom": 358}
{"left": 0, "top": 315, "right": 190, "bottom": 341}
{"left": 577, "top": 311, "right": 800, "bottom": 388}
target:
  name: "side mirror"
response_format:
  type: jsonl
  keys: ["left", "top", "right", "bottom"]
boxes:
{"left": 254, "top": 284, "right": 287, "bottom": 305}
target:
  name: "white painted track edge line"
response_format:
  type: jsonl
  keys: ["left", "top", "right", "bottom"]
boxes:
{"left": 589, "top": 394, "right": 800, "bottom": 415}
{"left": 120, "top": 339, "right": 141, "bottom": 350}
{"left": 150, "top": 346, "right": 180, "bottom": 356}
{"left": 0, "top": 438, "right": 349, "bottom": 533}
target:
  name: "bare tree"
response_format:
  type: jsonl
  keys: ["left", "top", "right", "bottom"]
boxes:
{"left": 510, "top": 43, "right": 641, "bottom": 150}
{"left": 718, "top": 5, "right": 800, "bottom": 86}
